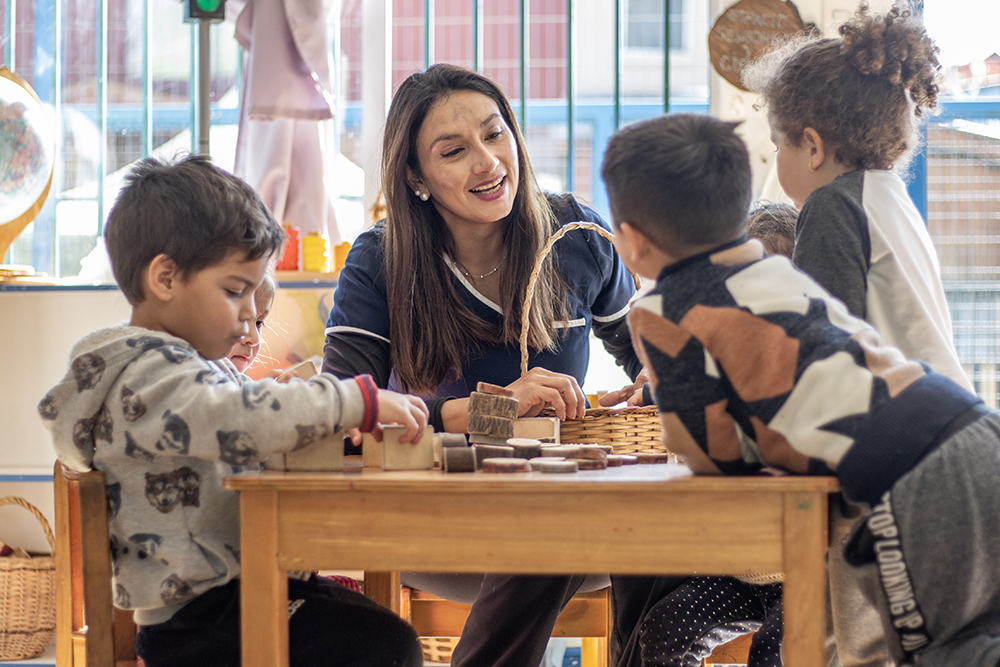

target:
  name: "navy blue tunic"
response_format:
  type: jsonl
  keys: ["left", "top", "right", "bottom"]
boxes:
{"left": 324, "top": 193, "right": 638, "bottom": 399}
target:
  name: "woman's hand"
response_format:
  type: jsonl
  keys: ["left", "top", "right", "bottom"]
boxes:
{"left": 507, "top": 367, "right": 587, "bottom": 420}
{"left": 598, "top": 367, "right": 651, "bottom": 407}
{"left": 373, "top": 390, "right": 430, "bottom": 443}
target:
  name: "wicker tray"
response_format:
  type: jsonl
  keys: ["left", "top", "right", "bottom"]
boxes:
{"left": 0, "top": 497, "right": 56, "bottom": 660}
{"left": 520, "top": 222, "right": 665, "bottom": 456}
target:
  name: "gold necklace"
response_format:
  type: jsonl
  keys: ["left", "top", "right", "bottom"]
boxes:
{"left": 459, "top": 255, "right": 505, "bottom": 280}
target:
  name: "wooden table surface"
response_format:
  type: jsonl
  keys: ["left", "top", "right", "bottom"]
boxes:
{"left": 225, "top": 464, "right": 838, "bottom": 667}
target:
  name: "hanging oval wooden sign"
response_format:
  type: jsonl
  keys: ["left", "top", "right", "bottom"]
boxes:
{"left": 708, "top": 0, "right": 808, "bottom": 91}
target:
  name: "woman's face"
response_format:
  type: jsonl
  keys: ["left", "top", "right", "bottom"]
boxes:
{"left": 410, "top": 90, "right": 520, "bottom": 230}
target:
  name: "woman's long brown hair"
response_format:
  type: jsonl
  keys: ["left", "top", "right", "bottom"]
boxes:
{"left": 381, "top": 64, "right": 569, "bottom": 395}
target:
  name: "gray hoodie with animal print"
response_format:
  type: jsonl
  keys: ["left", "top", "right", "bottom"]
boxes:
{"left": 38, "top": 323, "right": 376, "bottom": 625}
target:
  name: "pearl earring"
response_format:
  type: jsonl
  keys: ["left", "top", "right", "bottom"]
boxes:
{"left": 418, "top": 190, "right": 429, "bottom": 201}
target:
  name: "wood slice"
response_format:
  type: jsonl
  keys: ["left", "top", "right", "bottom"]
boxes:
{"left": 529, "top": 456, "right": 568, "bottom": 471}
{"left": 469, "top": 392, "right": 519, "bottom": 419}
{"left": 576, "top": 459, "right": 608, "bottom": 470}
{"left": 634, "top": 452, "right": 672, "bottom": 464}
{"left": 540, "top": 444, "right": 581, "bottom": 459}
{"left": 473, "top": 444, "right": 514, "bottom": 469}
{"left": 443, "top": 446, "right": 476, "bottom": 473}
{"left": 467, "top": 413, "right": 514, "bottom": 439}
{"left": 481, "top": 457, "right": 532, "bottom": 473}
{"left": 438, "top": 433, "right": 469, "bottom": 448}
{"left": 609, "top": 454, "right": 639, "bottom": 466}
{"left": 469, "top": 433, "right": 510, "bottom": 447}
{"left": 476, "top": 381, "right": 515, "bottom": 397}
{"left": 538, "top": 460, "right": 579, "bottom": 474}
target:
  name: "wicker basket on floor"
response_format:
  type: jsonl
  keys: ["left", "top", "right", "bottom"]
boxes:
{"left": 0, "top": 497, "right": 57, "bottom": 660}
{"left": 421, "top": 636, "right": 460, "bottom": 664}
{"left": 521, "top": 223, "right": 665, "bottom": 456}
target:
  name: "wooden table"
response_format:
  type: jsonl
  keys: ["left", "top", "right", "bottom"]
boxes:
{"left": 224, "top": 464, "right": 838, "bottom": 667}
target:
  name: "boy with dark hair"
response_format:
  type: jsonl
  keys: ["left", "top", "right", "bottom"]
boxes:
{"left": 39, "top": 153, "right": 428, "bottom": 667}
{"left": 601, "top": 114, "right": 1000, "bottom": 666}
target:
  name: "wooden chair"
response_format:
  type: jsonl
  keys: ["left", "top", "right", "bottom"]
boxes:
{"left": 53, "top": 461, "right": 141, "bottom": 667}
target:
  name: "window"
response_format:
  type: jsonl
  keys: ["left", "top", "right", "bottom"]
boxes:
{"left": 626, "top": 0, "right": 683, "bottom": 51}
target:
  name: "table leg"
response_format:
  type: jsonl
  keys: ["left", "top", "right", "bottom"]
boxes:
{"left": 241, "top": 490, "right": 289, "bottom": 667}
{"left": 781, "top": 491, "right": 828, "bottom": 667}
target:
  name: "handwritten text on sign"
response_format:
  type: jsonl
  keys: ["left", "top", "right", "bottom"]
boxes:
{"left": 708, "top": 0, "right": 806, "bottom": 91}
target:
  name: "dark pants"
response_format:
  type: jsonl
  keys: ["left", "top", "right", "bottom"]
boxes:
{"left": 135, "top": 576, "right": 422, "bottom": 667}
{"left": 636, "top": 576, "right": 782, "bottom": 667}
{"left": 610, "top": 575, "right": 690, "bottom": 667}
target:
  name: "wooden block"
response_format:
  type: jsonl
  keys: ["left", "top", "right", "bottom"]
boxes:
{"left": 473, "top": 444, "right": 514, "bottom": 469}
{"left": 382, "top": 425, "right": 434, "bottom": 471}
{"left": 362, "top": 432, "right": 382, "bottom": 468}
{"left": 540, "top": 444, "right": 581, "bottom": 459}
{"left": 277, "top": 359, "right": 318, "bottom": 382}
{"left": 512, "top": 417, "right": 560, "bottom": 443}
{"left": 634, "top": 452, "right": 671, "bottom": 464}
{"left": 476, "top": 381, "right": 514, "bottom": 397}
{"left": 283, "top": 438, "right": 345, "bottom": 471}
{"left": 576, "top": 458, "right": 608, "bottom": 470}
{"left": 596, "top": 445, "right": 614, "bottom": 454}
{"left": 443, "top": 446, "right": 476, "bottom": 473}
{"left": 469, "top": 433, "right": 509, "bottom": 446}
{"left": 529, "top": 456, "right": 567, "bottom": 471}
{"left": 468, "top": 392, "right": 519, "bottom": 419}
{"left": 438, "top": 433, "right": 468, "bottom": 448}
{"left": 607, "top": 454, "right": 638, "bottom": 466}
{"left": 506, "top": 437, "right": 542, "bottom": 459}
{"left": 577, "top": 446, "right": 609, "bottom": 462}
{"left": 264, "top": 434, "right": 345, "bottom": 471}
{"left": 538, "top": 460, "right": 579, "bottom": 474}
{"left": 467, "top": 414, "right": 514, "bottom": 439}
{"left": 481, "top": 458, "right": 532, "bottom": 473}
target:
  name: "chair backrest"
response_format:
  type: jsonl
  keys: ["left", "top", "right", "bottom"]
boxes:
{"left": 53, "top": 461, "right": 139, "bottom": 667}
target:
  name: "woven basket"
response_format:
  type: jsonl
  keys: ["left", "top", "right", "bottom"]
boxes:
{"left": 0, "top": 497, "right": 57, "bottom": 660}
{"left": 520, "top": 222, "right": 665, "bottom": 456}
{"left": 420, "top": 636, "right": 459, "bottom": 663}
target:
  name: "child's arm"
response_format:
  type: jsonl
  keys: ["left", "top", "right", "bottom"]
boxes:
{"left": 792, "top": 184, "right": 870, "bottom": 319}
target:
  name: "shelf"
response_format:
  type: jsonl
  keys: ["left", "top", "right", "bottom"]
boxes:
{"left": 275, "top": 270, "right": 340, "bottom": 285}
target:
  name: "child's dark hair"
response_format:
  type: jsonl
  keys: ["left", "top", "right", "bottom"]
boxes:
{"left": 747, "top": 201, "right": 798, "bottom": 258}
{"left": 601, "top": 114, "right": 752, "bottom": 252}
{"left": 744, "top": 2, "right": 939, "bottom": 172}
{"left": 105, "top": 153, "right": 286, "bottom": 304}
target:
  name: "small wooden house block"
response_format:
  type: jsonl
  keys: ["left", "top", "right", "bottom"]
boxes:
{"left": 512, "top": 417, "right": 560, "bottom": 443}
{"left": 382, "top": 425, "right": 435, "bottom": 470}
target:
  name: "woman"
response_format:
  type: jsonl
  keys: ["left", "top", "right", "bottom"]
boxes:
{"left": 322, "top": 64, "right": 645, "bottom": 667}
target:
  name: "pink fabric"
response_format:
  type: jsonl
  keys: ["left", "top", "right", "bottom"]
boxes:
{"left": 229, "top": 0, "right": 340, "bottom": 241}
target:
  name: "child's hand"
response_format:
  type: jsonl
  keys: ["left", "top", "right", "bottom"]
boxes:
{"left": 373, "top": 390, "right": 429, "bottom": 443}
{"left": 264, "top": 368, "right": 297, "bottom": 383}
{"left": 599, "top": 367, "right": 651, "bottom": 407}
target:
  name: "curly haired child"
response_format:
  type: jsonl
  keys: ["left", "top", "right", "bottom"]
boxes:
{"left": 744, "top": 7, "right": 974, "bottom": 665}
{"left": 743, "top": 2, "right": 969, "bottom": 392}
